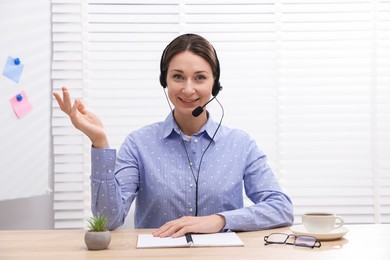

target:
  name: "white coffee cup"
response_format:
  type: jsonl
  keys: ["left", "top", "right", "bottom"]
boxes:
{"left": 302, "top": 212, "right": 344, "bottom": 233}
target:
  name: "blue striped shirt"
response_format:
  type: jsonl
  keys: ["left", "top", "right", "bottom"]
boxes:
{"left": 91, "top": 112, "right": 293, "bottom": 230}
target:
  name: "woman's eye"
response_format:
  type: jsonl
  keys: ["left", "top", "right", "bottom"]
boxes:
{"left": 195, "top": 75, "right": 206, "bottom": 80}
{"left": 173, "top": 74, "right": 183, "bottom": 80}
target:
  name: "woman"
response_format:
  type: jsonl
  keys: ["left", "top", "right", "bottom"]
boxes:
{"left": 54, "top": 34, "right": 293, "bottom": 238}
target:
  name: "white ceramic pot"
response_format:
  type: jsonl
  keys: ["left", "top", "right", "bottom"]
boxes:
{"left": 84, "top": 230, "right": 111, "bottom": 250}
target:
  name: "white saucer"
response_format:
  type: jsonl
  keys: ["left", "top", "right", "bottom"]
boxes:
{"left": 290, "top": 225, "right": 349, "bottom": 241}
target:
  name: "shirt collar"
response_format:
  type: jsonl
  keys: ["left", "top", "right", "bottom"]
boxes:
{"left": 162, "top": 111, "right": 221, "bottom": 142}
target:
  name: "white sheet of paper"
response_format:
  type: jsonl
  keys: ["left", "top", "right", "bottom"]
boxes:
{"left": 137, "top": 232, "right": 244, "bottom": 248}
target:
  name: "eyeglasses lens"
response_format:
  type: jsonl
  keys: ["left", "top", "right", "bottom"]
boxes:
{"left": 295, "top": 236, "right": 316, "bottom": 247}
{"left": 267, "top": 233, "right": 288, "bottom": 243}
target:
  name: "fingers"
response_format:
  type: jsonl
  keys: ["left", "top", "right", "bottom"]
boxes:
{"left": 53, "top": 91, "right": 64, "bottom": 109}
{"left": 156, "top": 225, "right": 188, "bottom": 238}
{"left": 53, "top": 86, "right": 72, "bottom": 114}
{"left": 153, "top": 217, "right": 192, "bottom": 238}
{"left": 70, "top": 99, "right": 79, "bottom": 118}
{"left": 153, "top": 215, "right": 226, "bottom": 238}
{"left": 76, "top": 98, "right": 89, "bottom": 115}
{"left": 53, "top": 86, "right": 88, "bottom": 117}
{"left": 61, "top": 86, "right": 72, "bottom": 114}
{"left": 53, "top": 86, "right": 84, "bottom": 128}
{"left": 69, "top": 99, "right": 84, "bottom": 128}
{"left": 171, "top": 226, "right": 190, "bottom": 238}
{"left": 153, "top": 227, "right": 177, "bottom": 238}
{"left": 152, "top": 221, "right": 177, "bottom": 238}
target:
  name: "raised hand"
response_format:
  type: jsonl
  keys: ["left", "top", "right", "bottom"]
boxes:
{"left": 53, "top": 86, "right": 108, "bottom": 148}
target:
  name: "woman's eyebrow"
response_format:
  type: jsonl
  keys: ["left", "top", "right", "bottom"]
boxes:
{"left": 194, "top": 70, "right": 210, "bottom": 74}
{"left": 169, "top": 69, "right": 210, "bottom": 74}
{"left": 170, "top": 69, "right": 183, "bottom": 73}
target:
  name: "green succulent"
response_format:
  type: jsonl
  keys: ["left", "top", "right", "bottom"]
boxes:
{"left": 87, "top": 213, "right": 108, "bottom": 232}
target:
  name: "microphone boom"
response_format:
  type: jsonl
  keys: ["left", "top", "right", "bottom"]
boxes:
{"left": 192, "top": 106, "right": 204, "bottom": 117}
{"left": 191, "top": 94, "right": 218, "bottom": 117}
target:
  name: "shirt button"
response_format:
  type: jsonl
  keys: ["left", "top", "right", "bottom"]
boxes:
{"left": 189, "top": 208, "right": 193, "bottom": 213}
{"left": 189, "top": 184, "right": 193, "bottom": 188}
{"left": 107, "top": 169, "right": 112, "bottom": 174}
{"left": 194, "top": 139, "right": 198, "bottom": 143}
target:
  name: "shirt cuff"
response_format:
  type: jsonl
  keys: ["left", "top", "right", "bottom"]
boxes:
{"left": 217, "top": 212, "right": 235, "bottom": 231}
{"left": 91, "top": 147, "right": 116, "bottom": 180}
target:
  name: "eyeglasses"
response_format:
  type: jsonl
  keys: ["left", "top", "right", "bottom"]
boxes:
{"left": 264, "top": 233, "right": 321, "bottom": 249}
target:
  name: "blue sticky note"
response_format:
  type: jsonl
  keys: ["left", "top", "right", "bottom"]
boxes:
{"left": 2, "top": 56, "right": 24, "bottom": 83}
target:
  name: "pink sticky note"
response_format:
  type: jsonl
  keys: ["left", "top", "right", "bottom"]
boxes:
{"left": 9, "top": 90, "right": 33, "bottom": 118}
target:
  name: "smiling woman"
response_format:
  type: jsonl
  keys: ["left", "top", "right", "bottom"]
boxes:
{"left": 52, "top": 1, "right": 390, "bottom": 230}
{"left": 166, "top": 51, "right": 215, "bottom": 135}
{"left": 53, "top": 33, "right": 294, "bottom": 237}
{"left": 167, "top": 51, "right": 214, "bottom": 115}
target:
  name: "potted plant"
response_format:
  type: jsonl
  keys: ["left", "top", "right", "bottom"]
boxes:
{"left": 84, "top": 213, "right": 111, "bottom": 250}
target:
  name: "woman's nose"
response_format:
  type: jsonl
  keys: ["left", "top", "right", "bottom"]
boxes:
{"left": 182, "top": 80, "right": 196, "bottom": 94}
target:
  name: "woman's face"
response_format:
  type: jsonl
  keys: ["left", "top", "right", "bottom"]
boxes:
{"left": 166, "top": 51, "right": 214, "bottom": 117}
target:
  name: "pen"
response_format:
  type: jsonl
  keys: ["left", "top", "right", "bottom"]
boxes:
{"left": 185, "top": 233, "right": 194, "bottom": 247}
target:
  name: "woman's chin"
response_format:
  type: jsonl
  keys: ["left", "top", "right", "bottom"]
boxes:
{"left": 174, "top": 107, "right": 197, "bottom": 117}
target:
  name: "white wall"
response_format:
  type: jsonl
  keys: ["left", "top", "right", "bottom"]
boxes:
{"left": 0, "top": 0, "right": 53, "bottom": 229}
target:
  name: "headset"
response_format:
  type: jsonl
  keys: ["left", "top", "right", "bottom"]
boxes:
{"left": 159, "top": 34, "right": 222, "bottom": 97}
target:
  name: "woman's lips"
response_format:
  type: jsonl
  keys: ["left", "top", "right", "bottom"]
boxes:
{"left": 178, "top": 97, "right": 200, "bottom": 104}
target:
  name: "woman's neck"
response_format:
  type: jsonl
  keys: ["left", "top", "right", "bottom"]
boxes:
{"left": 173, "top": 111, "right": 208, "bottom": 136}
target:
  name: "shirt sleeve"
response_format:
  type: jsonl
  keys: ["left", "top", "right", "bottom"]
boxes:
{"left": 90, "top": 144, "right": 139, "bottom": 230}
{"left": 218, "top": 140, "right": 294, "bottom": 231}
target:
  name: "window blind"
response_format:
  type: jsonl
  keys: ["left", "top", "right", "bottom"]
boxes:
{"left": 52, "top": 0, "right": 390, "bottom": 228}
{"left": 51, "top": 0, "right": 87, "bottom": 229}
{"left": 376, "top": 0, "right": 390, "bottom": 223}
{"left": 277, "top": 1, "right": 378, "bottom": 224}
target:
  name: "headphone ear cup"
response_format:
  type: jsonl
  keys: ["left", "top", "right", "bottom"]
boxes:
{"left": 160, "top": 72, "right": 167, "bottom": 88}
{"left": 212, "top": 82, "right": 222, "bottom": 96}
